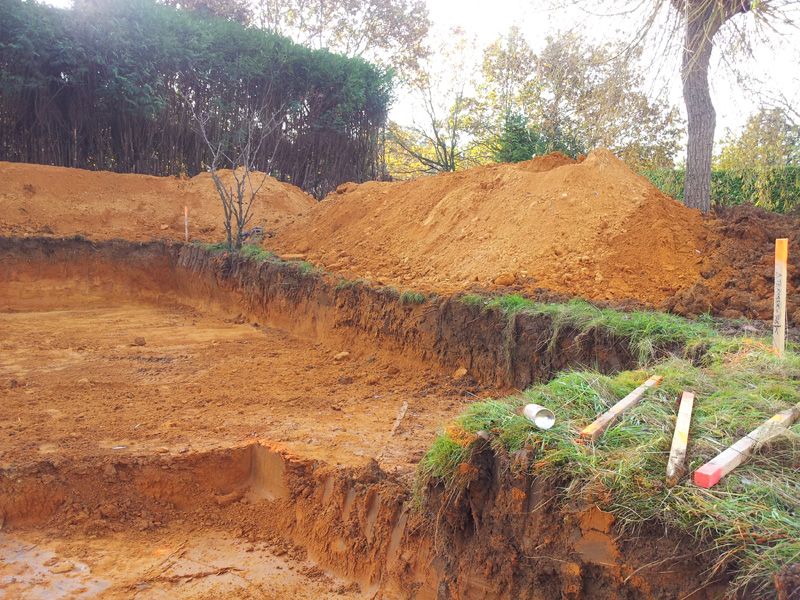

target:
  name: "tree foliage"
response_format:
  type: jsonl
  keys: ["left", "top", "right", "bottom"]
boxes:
{"left": 0, "top": 0, "right": 392, "bottom": 197}
{"left": 254, "top": 0, "right": 430, "bottom": 77}
{"left": 646, "top": 109, "right": 800, "bottom": 212}
{"left": 493, "top": 112, "right": 585, "bottom": 163}
{"left": 388, "top": 26, "right": 683, "bottom": 177}
{"left": 480, "top": 30, "right": 682, "bottom": 170}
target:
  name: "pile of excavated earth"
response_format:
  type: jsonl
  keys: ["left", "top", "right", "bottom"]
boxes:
{"left": 0, "top": 161, "right": 315, "bottom": 242}
{"left": 2, "top": 152, "right": 798, "bottom": 321}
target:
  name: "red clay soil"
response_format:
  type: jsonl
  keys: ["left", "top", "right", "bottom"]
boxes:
{"left": 272, "top": 150, "right": 800, "bottom": 321}
{"left": 272, "top": 150, "right": 709, "bottom": 305}
{"left": 0, "top": 273, "right": 479, "bottom": 475}
{"left": 0, "top": 161, "right": 315, "bottom": 241}
{"left": 3, "top": 155, "right": 798, "bottom": 321}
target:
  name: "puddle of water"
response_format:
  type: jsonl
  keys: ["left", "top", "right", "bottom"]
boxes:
{"left": 0, "top": 534, "right": 110, "bottom": 599}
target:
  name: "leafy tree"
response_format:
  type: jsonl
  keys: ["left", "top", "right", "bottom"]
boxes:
{"left": 254, "top": 0, "right": 429, "bottom": 76}
{"left": 533, "top": 32, "right": 682, "bottom": 170}
{"left": 162, "top": 0, "right": 252, "bottom": 22}
{"left": 0, "top": 0, "right": 393, "bottom": 197}
{"left": 469, "top": 29, "right": 682, "bottom": 170}
{"left": 493, "top": 112, "right": 585, "bottom": 163}
{"left": 386, "top": 28, "right": 475, "bottom": 174}
{"left": 716, "top": 107, "right": 800, "bottom": 210}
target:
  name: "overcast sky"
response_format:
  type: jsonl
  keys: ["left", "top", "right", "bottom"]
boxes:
{"left": 418, "top": 0, "right": 800, "bottom": 144}
{"left": 40, "top": 0, "right": 800, "bottom": 145}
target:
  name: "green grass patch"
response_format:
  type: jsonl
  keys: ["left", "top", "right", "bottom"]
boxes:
{"left": 238, "top": 244, "right": 275, "bottom": 263}
{"left": 291, "top": 260, "right": 321, "bottom": 277}
{"left": 461, "top": 294, "right": 717, "bottom": 364}
{"left": 418, "top": 342, "right": 800, "bottom": 594}
{"left": 334, "top": 277, "right": 365, "bottom": 291}
{"left": 400, "top": 290, "right": 427, "bottom": 305}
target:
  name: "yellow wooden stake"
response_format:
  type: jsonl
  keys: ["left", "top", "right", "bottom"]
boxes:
{"left": 773, "top": 238, "right": 788, "bottom": 357}
{"left": 579, "top": 375, "right": 663, "bottom": 443}
{"left": 666, "top": 391, "right": 695, "bottom": 486}
{"left": 184, "top": 205, "right": 189, "bottom": 242}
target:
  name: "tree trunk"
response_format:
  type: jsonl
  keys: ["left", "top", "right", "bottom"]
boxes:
{"left": 681, "top": 8, "right": 717, "bottom": 214}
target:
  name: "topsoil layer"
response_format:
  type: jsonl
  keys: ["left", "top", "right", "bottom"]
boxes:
{"left": 0, "top": 160, "right": 315, "bottom": 241}
{"left": 272, "top": 150, "right": 800, "bottom": 321}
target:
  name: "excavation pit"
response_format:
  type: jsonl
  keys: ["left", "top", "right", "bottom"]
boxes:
{"left": 0, "top": 237, "right": 774, "bottom": 599}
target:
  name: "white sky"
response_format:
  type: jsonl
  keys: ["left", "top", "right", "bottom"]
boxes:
{"left": 39, "top": 0, "right": 800, "bottom": 147}
{"left": 415, "top": 0, "right": 800, "bottom": 146}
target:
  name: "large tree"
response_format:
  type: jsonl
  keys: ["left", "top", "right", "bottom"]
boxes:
{"left": 560, "top": 0, "right": 799, "bottom": 212}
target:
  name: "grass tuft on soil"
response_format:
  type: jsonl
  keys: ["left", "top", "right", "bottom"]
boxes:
{"left": 418, "top": 338, "right": 800, "bottom": 595}
{"left": 239, "top": 244, "right": 275, "bottom": 263}
{"left": 461, "top": 293, "right": 718, "bottom": 364}
{"left": 400, "top": 290, "right": 427, "bottom": 305}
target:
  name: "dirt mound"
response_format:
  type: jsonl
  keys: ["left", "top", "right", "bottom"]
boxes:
{"left": 666, "top": 205, "right": 800, "bottom": 320}
{"left": 272, "top": 149, "right": 709, "bottom": 306}
{"left": 0, "top": 161, "right": 315, "bottom": 241}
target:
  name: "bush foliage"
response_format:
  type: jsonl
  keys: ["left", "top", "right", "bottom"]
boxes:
{"left": 644, "top": 166, "right": 800, "bottom": 213}
{"left": 0, "top": 0, "right": 392, "bottom": 197}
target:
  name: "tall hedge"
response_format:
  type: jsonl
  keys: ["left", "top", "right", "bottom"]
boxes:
{"left": 0, "top": 0, "right": 392, "bottom": 197}
{"left": 643, "top": 167, "right": 800, "bottom": 214}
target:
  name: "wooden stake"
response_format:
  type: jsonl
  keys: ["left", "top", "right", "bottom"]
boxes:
{"left": 579, "top": 375, "right": 663, "bottom": 443}
{"left": 773, "top": 238, "right": 788, "bottom": 357}
{"left": 693, "top": 403, "right": 800, "bottom": 489}
{"left": 184, "top": 205, "right": 189, "bottom": 242}
{"left": 666, "top": 391, "right": 695, "bottom": 486}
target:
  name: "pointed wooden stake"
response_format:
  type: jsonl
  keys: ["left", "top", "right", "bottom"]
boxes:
{"left": 694, "top": 403, "right": 800, "bottom": 489}
{"left": 773, "top": 238, "right": 788, "bottom": 357}
{"left": 579, "top": 375, "right": 663, "bottom": 443}
{"left": 666, "top": 391, "right": 695, "bottom": 486}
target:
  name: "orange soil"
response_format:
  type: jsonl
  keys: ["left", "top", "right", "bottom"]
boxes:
{"left": 1, "top": 526, "right": 360, "bottom": 599}
{"left": 0, "top": 276, "right": 480, "bottom": 474}
{"left": 272, "top": 149, "right": 710, "bottom": 306}
{"left": 0, "top": 161, "right": 315, "bottom": 242}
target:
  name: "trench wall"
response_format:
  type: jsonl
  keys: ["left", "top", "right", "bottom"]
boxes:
{"left": 0, "top": 236, "right": 644, "bottom": 390}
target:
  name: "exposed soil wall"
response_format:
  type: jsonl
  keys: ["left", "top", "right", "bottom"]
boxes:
{"left": 1, "top": 236, "right": 643, "bottom": 390}
{"left": 0, "top": 442, "right": 733, "bottom": 599}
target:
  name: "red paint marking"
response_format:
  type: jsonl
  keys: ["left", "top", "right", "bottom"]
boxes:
{"left": 693, "top": 464, "right": 723, "bottom": 488}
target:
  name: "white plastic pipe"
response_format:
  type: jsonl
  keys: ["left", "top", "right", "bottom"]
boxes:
{"left": 523, "top": 403, "right": 555, "bottom": 430}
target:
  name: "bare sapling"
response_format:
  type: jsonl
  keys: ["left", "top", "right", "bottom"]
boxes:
{"left": 191, "top": 101, "right": 283, "bottom": 250}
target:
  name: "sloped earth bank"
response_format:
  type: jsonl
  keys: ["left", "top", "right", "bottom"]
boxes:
{"left": 272, "top": 150, "right": 800, "bottom": 322}
{"left": 0, "top": 237, "right": 773, "bottom": 598}
{"left": 0, "top": 160, "right": 315, "bottom": 242}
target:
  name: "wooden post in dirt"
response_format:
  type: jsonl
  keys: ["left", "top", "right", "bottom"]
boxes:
{"left": 693, "top": 403, "right": 800, "bottom": 489}
{"left": 579, "top": 375, "right": 663, "bottom": 443}
{"left": 184, "top": 205, "right": 189, "bottom": 242}
{"left": 773, "top": 238, "right": 788, "bottom": 357}
{"left": 666, "top": 391, "right": 695, "bottom": 486}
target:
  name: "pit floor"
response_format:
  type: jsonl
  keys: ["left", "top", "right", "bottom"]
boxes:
{"left": 1, "top": 290, "right": 480, "bottom": 474}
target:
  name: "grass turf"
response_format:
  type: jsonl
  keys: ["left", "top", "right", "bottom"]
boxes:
{"left": 417, "top": 338, "right": 800, "bottom": 594}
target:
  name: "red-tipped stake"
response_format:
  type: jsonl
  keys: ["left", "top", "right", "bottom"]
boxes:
{"left": 579, "top": 375, "right": 663, "bottom": 443}
{"left": 694, "top": 404, "right": 800, "bottom": 489}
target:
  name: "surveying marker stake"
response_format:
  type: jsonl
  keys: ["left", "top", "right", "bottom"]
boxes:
{"left": 184, "top": 206, "right": 189, "bottom": 242}
{"left": 693, "top": 403, "right": 800, "bottom": 489}
{"left": 666, "top": 391, "right": 695, "bottom": 486}
{"left": 579, "top": 375, "right": 663, "bottom": 443}
{"left": 773, "top": 238, "right": 788, "bottom": 357}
